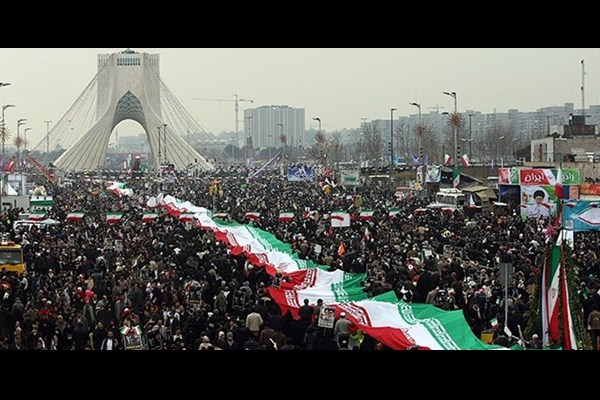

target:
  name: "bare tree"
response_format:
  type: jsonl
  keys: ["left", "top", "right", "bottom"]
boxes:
{"left": 361, "top": 121, "right": 384, "bottom": 166}
{"left": 328, "top": 132, "right": 344, "bottom": 165}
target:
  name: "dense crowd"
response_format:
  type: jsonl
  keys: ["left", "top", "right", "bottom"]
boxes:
{"left": 0, "top": 166, "right": 599, "bottom": 350}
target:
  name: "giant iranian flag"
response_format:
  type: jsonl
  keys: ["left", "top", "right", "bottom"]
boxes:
{"left": 280, "top": 269, "right": 360, "bottom": 290}
{"left": 195, "top": 212, "right": 327, "bottom": 276}
{"left": 160, "top": 195, "right": 209, "bottom": 218}
{"left": 267, "top": 273, "right": 368, "bottom": 319}
{"left": 335, "top": 291, "right": 503, "bottom": 350}
{"left": 179, "top": 213, "right": 195, "bottom": 222}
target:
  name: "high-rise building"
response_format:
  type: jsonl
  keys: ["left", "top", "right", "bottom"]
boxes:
{"left": 244, "top": 106, "right": 305, "bottom": 149}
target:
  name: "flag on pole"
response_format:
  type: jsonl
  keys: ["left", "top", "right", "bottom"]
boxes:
{"left": 244, "top": 211, "right": 261, "bottom": 221}
{"left": 330, "top": 211, "right": 350, "bottom": 227}
{"left": 490, "top": 318, "right": 499, "bottom": 329}
{"left": 452, "top": 167, "right": 460, "bottom": 189}
{"left": 142, "top": 212, "right": 158, "bottom": 222}
{"left": 212, "top": 213, "right": 228, "bottom": 220}
{"left": 443, "top": 153, "right": 453, "bottom": 166}
{"left": 554, "top": 164, "right": 564, "bottom": 227}
{"left": 278, "top": 211, "right": 295, "bottom": 222}
{"left": 389, "top": 208, "right": 401, "bottom": 218}
{"left": 555, "top": 165, "right": 564, "bottom": 199}
{"left": 106, "top": 212, "right": 124, "bottom": 224}
{"left": 66, "top": 212, "right": 85, "bottom": 221}
{"left": 359, "top": 210, "right": 375, "bottom": 220}
{"left": 28, "top": 210, "right": 46, "bottom": 221}
{"left": 302, "top": 209, "right": 317, "bottom": 220}
{"left": 542, "top": 244, "right": 561, "bottom": 345}
{"left": 461, "top": 154, "right": 470, "bottom": 168}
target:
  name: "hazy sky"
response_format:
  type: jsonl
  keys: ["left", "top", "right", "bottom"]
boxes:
{"left": 1, "top": 48, "right": 599, "bottom": 146}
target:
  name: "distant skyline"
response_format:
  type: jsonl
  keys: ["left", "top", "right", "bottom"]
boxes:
{"left": 1, "top": 48, "right": 599, "bottom": 146}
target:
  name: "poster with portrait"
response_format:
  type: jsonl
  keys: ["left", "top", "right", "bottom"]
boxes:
{"left": 519, "top": 185, "right": 558, "bottom": 220}
{"left": 318, "top": 306, "right": 336, "bottom": 329}
{"left": 425, "top": 165, "right": 441, "bottom": 183}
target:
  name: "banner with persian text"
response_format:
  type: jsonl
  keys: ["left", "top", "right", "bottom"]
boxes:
{"left": 498, "top": 168, "right": 580, "bottom": 186}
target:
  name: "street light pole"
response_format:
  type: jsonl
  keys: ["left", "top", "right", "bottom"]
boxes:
{"left": 163, "top": 124, "right": 167, "bottom": 165}
{"left": 443, "top": 91, "right": 459, "bottom": 188}
{"left": 157, "top": 126, "right": 162, "bottom": 170}
{"left": 277, "top": 123, "right": 284, "bottom": 166}
{"left": 245, "top": 115, "right": 253, "bottom": 166}
{"left": 24, "top": 127, "right": 31, "bottom": 151}
{"left": 390, "top": 108, "right": 396, "bottom": 168}
{"left": 468, "top": 113, "right": 473, "bottom": 160}
{"left": 16, "top": 119, "right": 26, "bottom": 169}
{"left": 1, "top": 105, "right": 15, "bottom": 165}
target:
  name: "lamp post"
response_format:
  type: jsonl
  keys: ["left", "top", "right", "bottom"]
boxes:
{"left": 390, "top": 108, "right": 396, "bottom": 168}
{"left": 163, "top": 123, "right": 167, "bottom": 165}
{"left": 277, "top": 123, "right": 284, "bottom": 165}
{"left": 1, "top": 105, "right": 15, "bottom": 164}
{"left": 245, "top": 115, "right": 253, "bottom": 166}
{"left": 409, "top": 102, "right": 422, "bottom": 165}
{"left": 498, "top": 136, "right": 505, "bottom": 168}
{"left": 16, "top": 119, "right": 26, "bottom": 168}
{"left": 157, "top": 126, "right": 162, "bottom": 170}
{"left": 268, "top": 132, "right": 272, "bottom": 162}
{"left": 24, "top": 127, "right": 31, "bottom": 153}
{"left": 512, "top": 137, "right": 518, "bottom": 164}
{"left": 443, "top": 91, "right": 459, "bottom": 188}
{"left": 313, "top": 117, "right": 321, "bottom": 133}
{"left": 468, "top": 113, "right": 473, "bottom": 160}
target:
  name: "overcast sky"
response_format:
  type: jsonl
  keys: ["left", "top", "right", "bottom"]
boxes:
{"left": 1, "top": 48, "right": 599, "bottom": 145}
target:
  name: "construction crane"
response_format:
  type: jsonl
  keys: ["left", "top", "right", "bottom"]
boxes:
{"left": 427, "top": 104, "right": 445, "bottom": 113}
{"left": 192, "top": 95, "right": 254, "bottom": 143}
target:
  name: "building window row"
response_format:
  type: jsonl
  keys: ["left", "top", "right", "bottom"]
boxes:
{"left": 117, "top": 57, "right": 141, "bottom": 66}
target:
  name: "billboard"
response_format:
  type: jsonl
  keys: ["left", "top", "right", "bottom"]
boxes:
{"left": 519, "top": 185, "right": 558, "bottom": 219}
{"left": 340, "top": 169, "right": 360, "bottom": 186}
{"left": 425, "top": 165, "right": 441, "bottom": 183}
{"left": 563, "top": 200, "right": 600, "bottom": 232}
{"left": 287, "top": 166, "right": 313, "bottom": 182}
{"left": 498, "top": 168, "right": 580, "bottom": 186}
